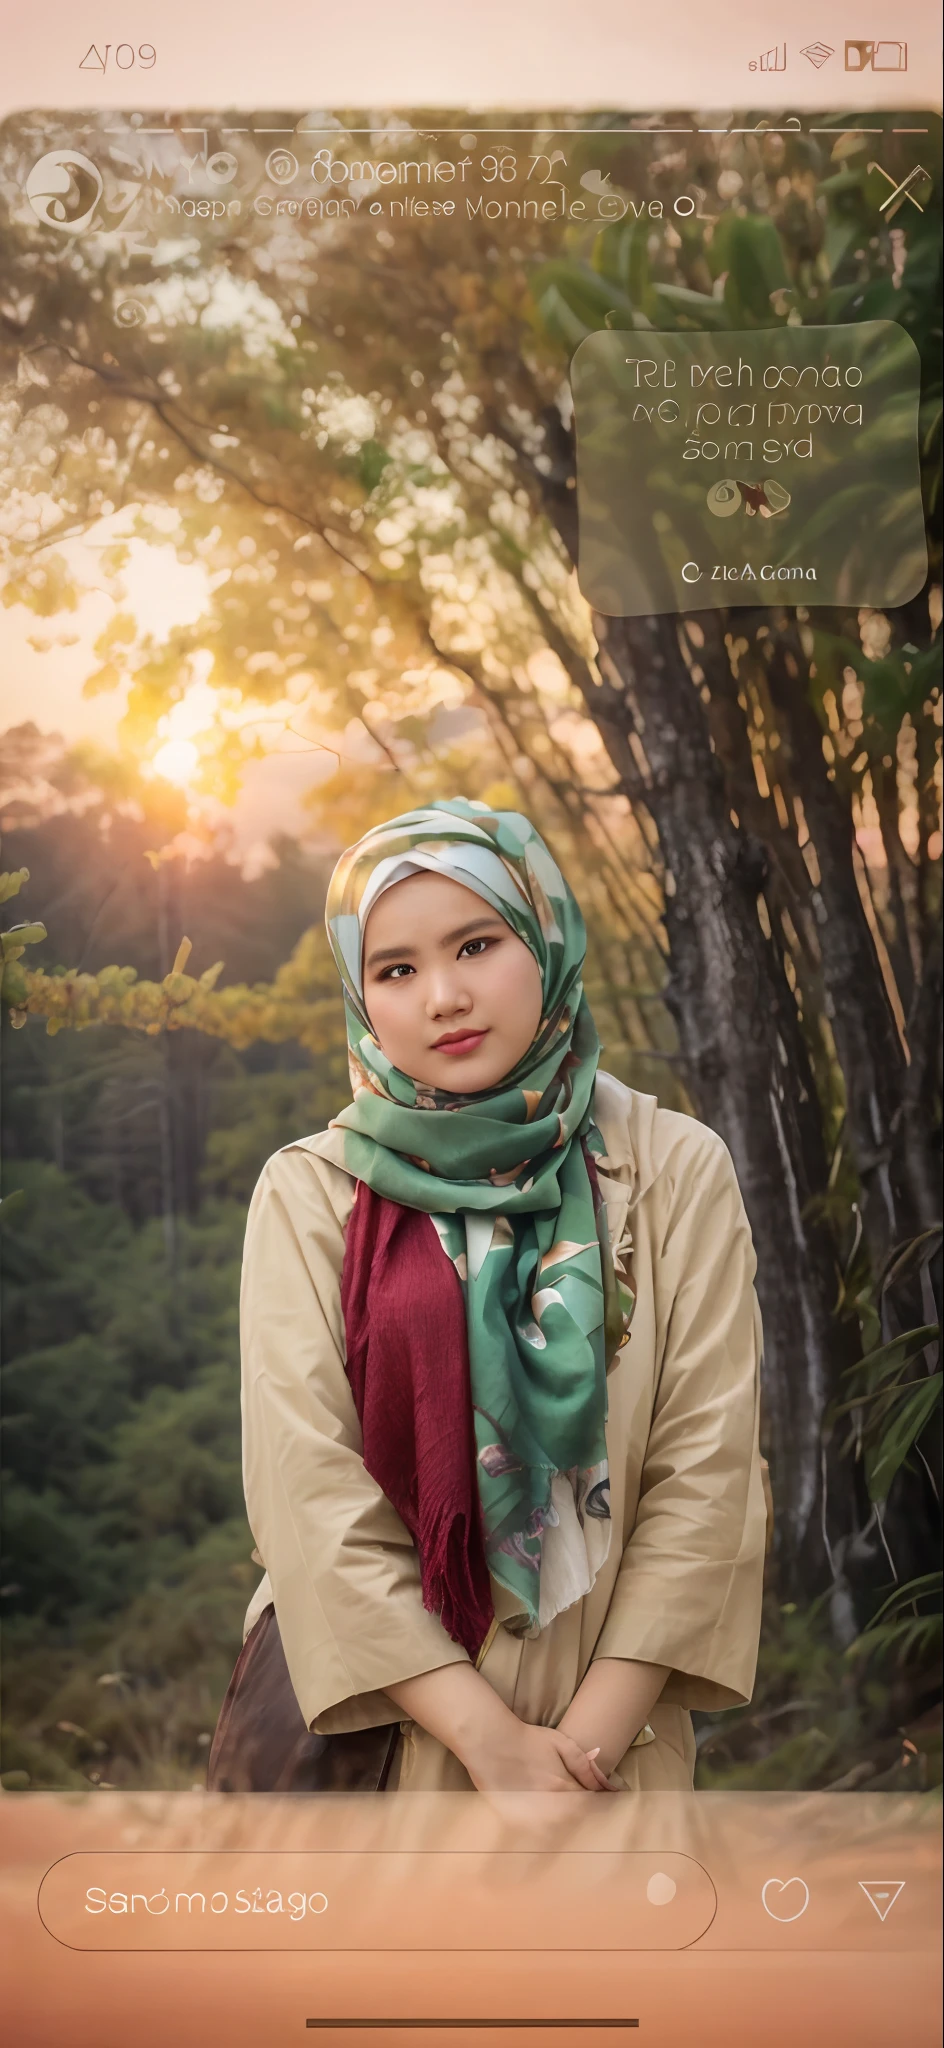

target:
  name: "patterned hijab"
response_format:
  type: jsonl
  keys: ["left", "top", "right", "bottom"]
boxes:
{"left": 324, "top": 796, "right": 634, "bottom": 1637}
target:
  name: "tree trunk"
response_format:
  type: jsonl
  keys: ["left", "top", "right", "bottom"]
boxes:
{"left": 524, "top": 409, "right": 868, "bottom": 1606}
{"left": 758, "top": 616, "right": 931, "bottom": 1263}
{"left": 590, "top": 610, "right": 860, "bottom": 1599}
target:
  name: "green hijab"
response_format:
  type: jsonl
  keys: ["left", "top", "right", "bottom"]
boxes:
{"left": 324, "top": 796, "right": 634, "bottom": 1636}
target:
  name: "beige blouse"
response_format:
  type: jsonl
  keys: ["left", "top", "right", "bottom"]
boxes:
{"left": 239, "top": 1071, "right": 768, "bottom": 1791}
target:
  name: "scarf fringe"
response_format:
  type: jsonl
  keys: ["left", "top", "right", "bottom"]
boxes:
{"left": 420, "top": 1508, "right": 494, "bottom": 1663}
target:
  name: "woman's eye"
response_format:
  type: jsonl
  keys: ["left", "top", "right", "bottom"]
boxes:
{"left": 379, "top": 939, "right": 493, "bottom": 979}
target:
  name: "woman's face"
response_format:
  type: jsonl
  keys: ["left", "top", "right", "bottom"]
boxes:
{"left": 362, "top": 870, "right": 544, "bottom": 1092}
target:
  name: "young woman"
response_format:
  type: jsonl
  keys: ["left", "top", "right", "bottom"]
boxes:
{"left": 237, "top": 796, "right": 768, "bottom": 1793}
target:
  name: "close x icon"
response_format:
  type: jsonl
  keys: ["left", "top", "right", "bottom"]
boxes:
{"left": 866, "top": 160, "right": 935, "bottom": 218}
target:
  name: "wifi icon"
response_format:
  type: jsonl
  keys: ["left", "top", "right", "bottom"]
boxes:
{"left": 802, "top": 41, "right": 834, "bottom": 67}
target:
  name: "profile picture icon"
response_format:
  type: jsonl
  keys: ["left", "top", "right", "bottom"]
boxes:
{"left": 707, "top": 478, "right": 792, "bottom": 519}
{"left": 25, "top": 150, "right": 103, "bottom": 233}
{"left": 265, "top": 147, "right": 299, "bottom": 185}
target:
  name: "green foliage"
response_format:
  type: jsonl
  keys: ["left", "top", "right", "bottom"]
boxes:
{"left": 865, "top": 1379, "right": 941, "bottom": 1503}
{"left": 202, "top": 1069, "right": 336, "bottom": 1201}
{"left": 17, "top": 937, "right": 344, "bottom": 1053}
{"left": 847, "top": 1574, "right": 943, "bottom": 1674}
{"left": 0, "top": 1518, "right": 256, "bottom": 1792}
{"left": 831, "top": 1322, "right": 942, "bottom": 1502}
{"left": 0, "top": 1163, "right": 254, "bottom": 1787}
{"left": 0, "top": 874, "right": 47, "bottom": 1014}
{"left": 2, "top": 1163, "right": 239, "bottom": 1588}
{"left": 829, "top": 1226, "right": 942, "bottom": 1677}
{"left": 710, "top": 211, "right": 790, "bottom": 326}
{"left": 0, "top": 803, "right": 360, "bottom": 1789}
{"left": 531, "top": 259, "right": 639, "bottom": 345}
{"left": 532, "top": 118, "right": 942, "bottom": 558}
{"left": 695, "top": 1593, "right": 941, "bottom": 1792}
{"left": 811, "top": 631, "right": 943, "bottom": 740}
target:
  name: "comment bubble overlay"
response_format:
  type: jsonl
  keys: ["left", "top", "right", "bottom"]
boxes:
{"left": 572, "top": 322, "right": 927, "bottom": 616}
{"left": 38, "top": 1849, "right": 714, "bottom": 1951}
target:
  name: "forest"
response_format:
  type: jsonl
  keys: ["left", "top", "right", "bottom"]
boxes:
{"left": 0, "top": 105, "right": 940, "bottom": 1793}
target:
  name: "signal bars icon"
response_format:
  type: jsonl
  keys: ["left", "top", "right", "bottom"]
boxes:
{"left": 747, "top": 43, "right": 786, "bottom": 71}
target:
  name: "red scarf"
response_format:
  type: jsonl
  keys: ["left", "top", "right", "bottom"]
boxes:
{"left": 340, "top": 1183, "right": 495, "bottom": 1661}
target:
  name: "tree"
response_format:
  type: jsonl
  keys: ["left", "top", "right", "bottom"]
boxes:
{"left": 2, "top": 106, "right": 940, "bottom": 1619}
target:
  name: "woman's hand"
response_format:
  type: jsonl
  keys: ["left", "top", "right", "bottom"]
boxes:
{"left": 460, "top": 1719, "right": 620, "bottom": 1794}
{"left": 557, "top": 1656, "right": 670, "bottom": 1778}
{"left": 384, "top": 1661, "right": 616, "bottom": 1792}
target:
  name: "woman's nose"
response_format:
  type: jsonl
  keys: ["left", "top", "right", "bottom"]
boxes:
{"left": 425, "top": 973, "right": 471, "bottom": 1017}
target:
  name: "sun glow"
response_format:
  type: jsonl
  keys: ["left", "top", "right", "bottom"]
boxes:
{"left": 146, "top": 672, "right": 221, "bottom": 788}
{"left": 151, "top": 737, "right": 201, "bottom": 786}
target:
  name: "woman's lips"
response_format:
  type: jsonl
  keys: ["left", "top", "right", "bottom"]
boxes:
{"left": 432, "top": 1028, "right": 488, "bottom": 1056}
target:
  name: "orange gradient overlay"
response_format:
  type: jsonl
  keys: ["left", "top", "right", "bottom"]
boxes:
{"left": 1, "top": 1790, "right": 939, "bottom": 2045}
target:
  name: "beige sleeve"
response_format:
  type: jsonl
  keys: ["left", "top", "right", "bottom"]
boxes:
{"left": 592, "top": 1126, "right": 767, "bottom": 1711}
{"left": 240, "top": 1148, "right": 469, "bottom": 1735}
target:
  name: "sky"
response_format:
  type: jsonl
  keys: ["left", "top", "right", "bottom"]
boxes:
{"left": 0, "top": 529, "right": 339, "bottom": 865}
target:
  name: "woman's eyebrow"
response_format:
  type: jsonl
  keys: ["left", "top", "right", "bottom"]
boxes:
{"left": 364, "top": 915, "right": 506, "bottom": 970}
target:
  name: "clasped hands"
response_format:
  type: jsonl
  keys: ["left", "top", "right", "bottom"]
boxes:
{"left": 460, "top": 1716, "right": 623, "bottom": 1794}
{"left": 385, "top": 1654, "right": 669, "bottom": 1795}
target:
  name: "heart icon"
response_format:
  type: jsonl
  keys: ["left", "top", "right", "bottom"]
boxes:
{"left": 761, "top": 1877, "right": 810, "bottom": 1922}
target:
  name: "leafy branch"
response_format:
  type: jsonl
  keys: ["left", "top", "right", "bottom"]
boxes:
{"left": 2, "top": 873, "right": 346, "bottom": 1057}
